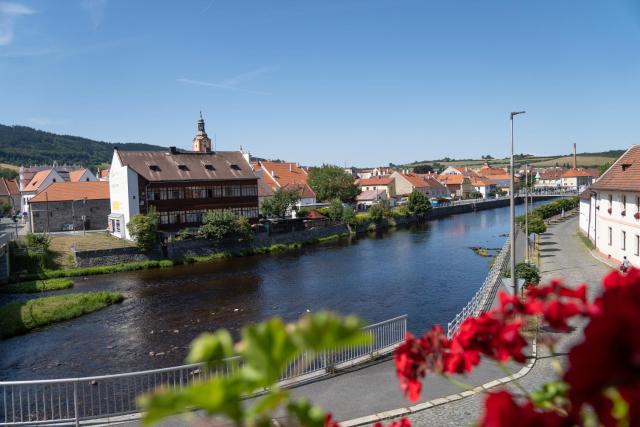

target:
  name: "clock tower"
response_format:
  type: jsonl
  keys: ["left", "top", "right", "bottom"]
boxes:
{"left": 192, "top": 112, "right": 212, "bottom": 153}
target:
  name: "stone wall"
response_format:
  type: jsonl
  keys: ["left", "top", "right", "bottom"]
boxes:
{"left": 73, "top": 246, "right": 162, "bottom": 268}
{"left": 30, "top": 199, "right": 110, "bottom": 233}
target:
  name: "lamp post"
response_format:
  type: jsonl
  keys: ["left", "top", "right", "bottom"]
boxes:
{"left": 510, "top": 111, "right": 526, "bottom": 296}
{"left": 525, "top": 162, "right": 529, "bottom": 263}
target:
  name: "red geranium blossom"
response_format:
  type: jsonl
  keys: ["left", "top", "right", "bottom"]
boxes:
{"left": 394, "top": 326, "right": 450, "bottom": 402}
{"left": 374, "top": 418, "right": 412, "bottom": 427}
{"left": 324, "top": 413, "right": 340, "bottom": 427}
{"left": 479, "top": 391, "right": 574, "bottom": 427}
{"left": 524, "top": 280, "right": 595, "bottom": 331}
{"left": 564, "top": 269, "right": 640, "bottom": 425}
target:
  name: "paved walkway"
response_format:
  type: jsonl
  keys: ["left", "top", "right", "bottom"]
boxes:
{"left": 404, "top": 216, "right": 610, "bottom": 426}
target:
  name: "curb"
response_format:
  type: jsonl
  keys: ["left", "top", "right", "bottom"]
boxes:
{"left": 340, "top": 340, "right": 538, "bottom": 427}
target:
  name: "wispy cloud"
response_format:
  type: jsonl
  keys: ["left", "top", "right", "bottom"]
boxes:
{"left": 81, "top": 0, "right": 108, "bottom": 29}
{"left": 0, "top": 2, "right": 35, "bottom": 46}
{"left": 177, "top": 66, "right": 276, "bottom": 95}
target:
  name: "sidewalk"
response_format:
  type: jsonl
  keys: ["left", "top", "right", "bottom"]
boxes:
{"left": 405, "top": 215, "right": 610, "bottom": 426}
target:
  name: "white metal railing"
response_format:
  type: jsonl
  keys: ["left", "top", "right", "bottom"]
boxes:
{"left": 0, "top": 315, "right": 407, "bottom": 426}
{"left": 447, "top": 239, "right": 511, "bottom": 338}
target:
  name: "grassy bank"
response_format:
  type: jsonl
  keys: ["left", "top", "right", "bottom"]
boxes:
{"left": 576, "top": 231, "right": 595, "bottom": 250}
{"left": 0, "top": 278, "right": 74, "bottom": 294}
{"left": 0, "top": 291, "right": 124, "bottom": 339}
{"left": 10, "top": 232, "right": 353, "bottom": 282}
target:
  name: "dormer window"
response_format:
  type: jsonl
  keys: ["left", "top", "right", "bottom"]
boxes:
{"left": 622, "top": 163, "right": 632, "bottom": 171}
{"left": 204, "top": 164, "right": 215, "bottom": 171}
{"left": 230, "top": 164, "right": 241, "bottom": 171}
{"left": 178, "top": 164, "right": 189, "bottom": 171}
{"left": 149, "top": 165, "right": 161, "bottom": 171}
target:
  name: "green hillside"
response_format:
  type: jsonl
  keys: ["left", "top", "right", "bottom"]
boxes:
{"left": 0, "top": 124, "right": 166, "bottom": 167}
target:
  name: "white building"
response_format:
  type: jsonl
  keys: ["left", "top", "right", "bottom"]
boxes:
{"left": 588, "top": 145, "right": 640, "bottom": 265}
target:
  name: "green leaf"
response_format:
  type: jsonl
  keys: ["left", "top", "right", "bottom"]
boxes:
{"left": 605, "top": 388, "right": 630, "bottom": 427}
{"left": 240, "top": 317, "right": 300, "bottom": 386}
{"left": 530, "top": 380, "right": 569, "bottom": 410}
{"left": 187, "top": 330, "right": 234, "bottom": 365}
{"left": 287, "top": 399, "right": 327, "bottom": 427}
{"left": 246, "top": 389, "right": 290, "bottom": 421}
{"left": 292, "top": 311, "right": 370, "bottom": 352}
{"left": 140, "top": 377, "right": 245, "bottom": 426}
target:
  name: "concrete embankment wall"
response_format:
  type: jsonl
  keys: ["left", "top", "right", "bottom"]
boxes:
{"left": 73, "top": 224, "right": 349, "bottom": 267}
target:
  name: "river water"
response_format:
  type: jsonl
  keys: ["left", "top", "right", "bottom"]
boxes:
{"left": 0, "top": 202, "right": 540, "bottom": 380}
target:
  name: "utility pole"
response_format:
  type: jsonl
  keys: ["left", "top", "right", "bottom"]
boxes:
{"left": 510, "top": 111, "right": 526, "bottom": 296}
{"left": 525, "top": 163, "right": 529, "bottom": 263}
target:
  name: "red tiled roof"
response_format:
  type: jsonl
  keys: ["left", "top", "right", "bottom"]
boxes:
{"left": 23, "top": 169, "right": 55, "bottom": 192}
{"left": 538, "top": 169, "right": 566, "bottom": 180}
{"left": 562, "top": 168, "right": 594, "bottom": 178}
{"left": 29, "top": 181, "right": 110, "bottom": 203}
{"left": 591, "top": 145, "right": 640, "bottom": 191}
{"left": 437, "top": 174, "right": 466, "bottom": 185}
{"left": 357, "top": 189, "right": 387, "bottom": 201}
{"left": 357, "top": 175, "right": 393, "bottom": 186}
{"left": 470, "top": 176, "right": 494, "bottom": 186}
{"left": 478, "top": 164, "right": 508, "bottom": 176}
{"left": 401, "top": 173, "right": 432, "bottom": 188}
{"left": 69, "top": 169, "right": 88, "bottom": 182}
{"left": 0, "top": 178, "right": 19, "bottom": 197}
{"left": 259, "top": 161, "right": 316, "bottom": 199}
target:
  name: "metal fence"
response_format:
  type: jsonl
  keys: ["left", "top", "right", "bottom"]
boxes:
{"left": 446, "top": 238, "right": 511, "bottom": 338}
{"left": 0, "top": 315, "right": 407, "bottom": 426}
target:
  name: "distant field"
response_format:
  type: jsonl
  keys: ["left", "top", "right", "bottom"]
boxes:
{"left": 530, "top": 155, "right": 616, "bottom": 167}
{"left": 0, "top": 163, "right": 19, "bottom": 171}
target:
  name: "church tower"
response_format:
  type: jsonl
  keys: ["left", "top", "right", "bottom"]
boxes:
{"left": 192, "top": 112, "right": 212, "bottom": 153}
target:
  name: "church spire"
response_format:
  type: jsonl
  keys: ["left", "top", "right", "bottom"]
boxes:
{"left": 192, "top": 112, "right": 212, "bottom": 153}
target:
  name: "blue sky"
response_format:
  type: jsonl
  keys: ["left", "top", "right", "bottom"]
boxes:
{"left": 1, "top": 0, "right": 639, "bottom": 166}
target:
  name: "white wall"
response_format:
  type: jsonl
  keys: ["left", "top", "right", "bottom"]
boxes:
{"left": 108, "top": 151, "right": 140, "bottom": 240}
{"left": 23, "top": 170, "right": 64, "bottom": 217}
{"left": 579, "top": 197, "right": 596, "bottom": 241}
{"left": 594, "top": 190, "right": 640, "bottom": 266}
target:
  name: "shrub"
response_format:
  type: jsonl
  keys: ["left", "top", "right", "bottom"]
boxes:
{"left": 341, "top": 208, "right": 356, "bottom": 226}
{"left": 388, "top": 217, "right": 397, "bottom": 228}
{"left": 504, "top": 262, "right": 541, "bottom": 284}
{"left": 327, "top": 198, "right": 344, "bottom": 221}
{"left": 368, "top": 203, "right": 385, "bottom": 222}
{"left": 198, "top": 210, "right": 254, "bottom": 242}
{"left": 0, "top": 278, "right": 73, "bottom": 294}
{"left": 127, "top": 208, "right": 159, "bottom": 252}
{"left": 393, "top": 205, "right": 411, "bottom": 217}
{"left": 407, "top": 190, "right": 431, "bottom": 216}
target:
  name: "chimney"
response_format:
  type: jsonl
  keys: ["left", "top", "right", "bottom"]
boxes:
{"left": 573, "top": 143, "right": 577, "bottom": 169}
{"left": 289, "top": 163, "right": 292, "bottom": 172}
{"left": 169, "top": 146, "right": 178, "bottom": 155}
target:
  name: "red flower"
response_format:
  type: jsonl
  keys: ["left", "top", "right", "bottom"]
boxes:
{"left": 452, "top": 313, "right": 528, "bottom": 364}
{"left": 525, "top": 281, "right": 594, "bottom": 331}
{"left": 374, "top": 418, "right": 412, "bottom": 427}
{"left": 480, "top": 391, "right": 573, "bottom": 427}
{"left": 324, "top": 413, "right": 340, "bottom": 427}
{"left": 394, "top": 326, "right": 450, "bottom": 402}
{"left": 634, "top": 212, "right": 640, "bottom": 220}
{"left": 564, "top": 268, "right": 640, "bottom": 425}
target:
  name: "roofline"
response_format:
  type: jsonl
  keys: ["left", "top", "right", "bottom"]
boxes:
{"left": 593, "top": 145, "right": 637, "bottom": 186}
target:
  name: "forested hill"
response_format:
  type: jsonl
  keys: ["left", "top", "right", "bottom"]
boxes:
{"left": 0, "top": 124, "right": 166, "bottom": 167}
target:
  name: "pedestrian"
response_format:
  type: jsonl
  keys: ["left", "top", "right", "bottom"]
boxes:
{"left": 621, "top": 256, "right": 631, "bottom": 273}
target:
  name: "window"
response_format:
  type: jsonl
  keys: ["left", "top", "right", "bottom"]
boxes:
{"left": 622, "top": 230, "right": 626, "bottom": 251}
{"left": 149, "top": 165, "right": 161, "bottom": 171}
{"left": 115, "top": 220, "right": 121, "bottom": 233}
{"left": 204, "top": 164, "right": 215, "bottom": 171}
{"left": 623, "top": 195, "right": 627, "bottom": 210}
{"left": 178, "top": 165, "right": 189, "bottom": 171}
{"left": 608, "top": 227, "right": 612, "bottom": 246}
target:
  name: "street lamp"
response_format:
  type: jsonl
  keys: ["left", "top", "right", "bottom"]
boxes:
{"left": 510, "top": 111, "right": 526, "bottom": 297}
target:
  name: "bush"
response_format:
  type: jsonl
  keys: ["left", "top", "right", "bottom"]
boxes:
{"left": 504, "top": 262, "right": 540, "bottom": 285}
{"left": 368, "top": 203, "right": 385, "bottom": 222}
{"left": 297, "top": 207, "right": 312, "bottom": 218}
{"left": 341, "top": 208, "right": 356, "bottom": 226}
{"left": 327, "top": 198, "right": 344, "bottom": 221}
{"left": 198, "top": 210, "right": 254, "bottom": 242}
{"left": 393, "top": 205, "right": 411, "bottom": 217}
{"left": 26, "top": 233, "right": 50, "bottom": 251}
{"left": 367, "top": 222, "right": 377, "bottom": 232}
{"left": 407, "top": 190, "right": 431, "bottom": 216}
{"left": 262, "top": 188, "right": 301, "bottom": 218}
{"left": 388, "top": 217, "right": 397, "bottom": 228}
{"left": 127, "top": 208, "right": 159, "bottom": 252}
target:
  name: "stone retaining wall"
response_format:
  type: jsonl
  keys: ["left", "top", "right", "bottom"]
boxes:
{"left": 73, "top": 246, "right": 162, "bottom": 268}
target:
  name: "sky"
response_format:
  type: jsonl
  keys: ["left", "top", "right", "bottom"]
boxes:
{"left": 1, "top": 0, "right": 640, "bottom": 167}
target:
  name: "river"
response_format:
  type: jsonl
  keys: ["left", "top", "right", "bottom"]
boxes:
{"left": 0, "top": 202, "right": 542, "bottom": 380}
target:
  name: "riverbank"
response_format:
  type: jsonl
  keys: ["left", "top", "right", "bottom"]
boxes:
{"left": 6, "top": 196, "right": 564, "bottom": 283}
{"left": 0, "top": 291, "right": 124, "bottom": 339}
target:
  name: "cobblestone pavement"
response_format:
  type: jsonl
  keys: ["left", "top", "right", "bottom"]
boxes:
{"left": 405, "top": 216, "right": 610, "bottom": 426}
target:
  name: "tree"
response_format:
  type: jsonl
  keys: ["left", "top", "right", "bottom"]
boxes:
{"left": 197, "top": 210, "right": 252, "bottom": 242}
{"left": 0, "top": 168, "right": 18, "bottom": 180}
{"left": 598, "top": 162, "right": 611, "bottom": 176}
{"left": 307, "top": 165, "right": 359, "bottom": 202}
{"left": 367, "top": 203, "right": 385, "bottom": 222}
{"left": 327, "top": 198, "right": 344, "bottom": 221}
{"left": 407, "top": 190, "right": 431, "bottom": 216}
{"left": 412, "top": 164, "right": 434, "bottom": 174}
{"left": 526, "top": 215, "right": 547, "bottom": 235}
{"left": 127, "top": 208, "right": 158, "bottom": 252}
{"left": 261, "top": 188, "right": 301, "bottom": 218}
